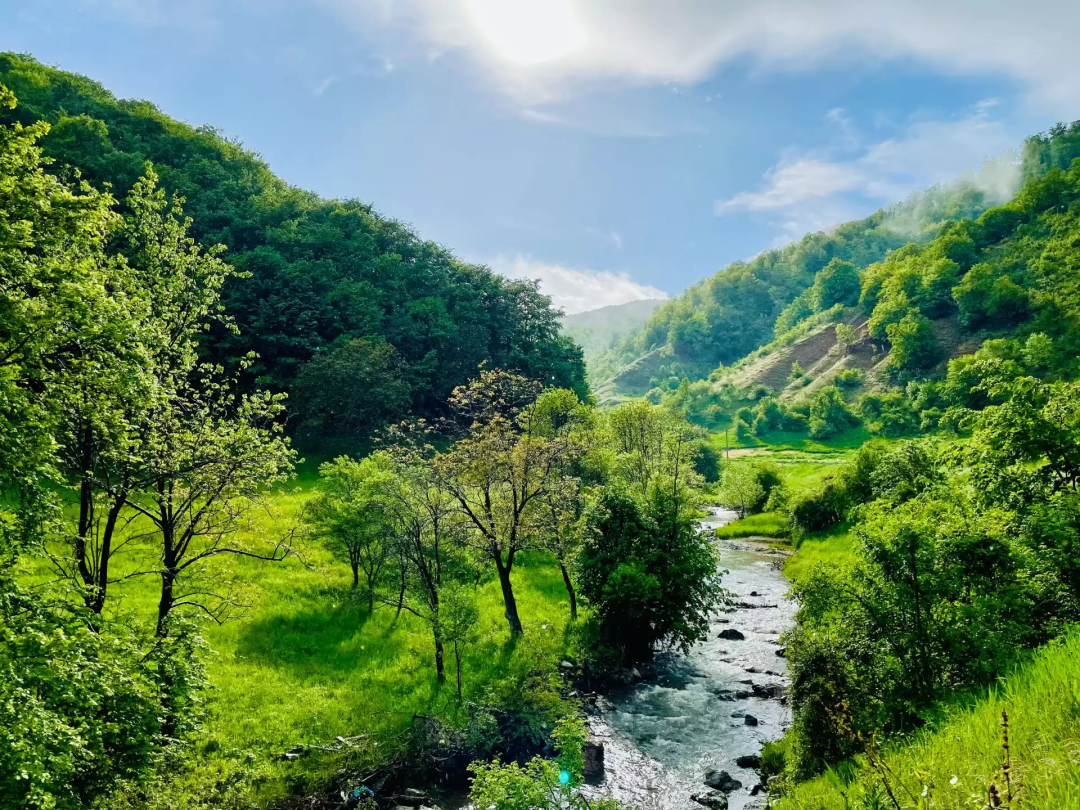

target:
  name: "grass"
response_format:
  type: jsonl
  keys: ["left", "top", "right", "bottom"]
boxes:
{"left": 19, "top": 479, "right": 578, "bottom": 803}
{"left": 784, "top": 523, "right": 857, "bottom": 582}
{"left": 775, "top": 629, "right": 1080, "bottom": 810}
{"left": 715, "top": 510, "right": 789, "bottom": 539}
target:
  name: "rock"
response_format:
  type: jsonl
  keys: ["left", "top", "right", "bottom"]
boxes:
{"left": 718, "top": 629, "right": 745, "bottom": 641}
{"left": 560, "top": 660, "right": 575, "bottom": 670}
{"left": 583, "top": 742, "right": 605, "bottom": 778}
{"left": 736, "top": 678, "right": 753, "bottom": 685}
{"left": 704, "top": 769, "right": 743, "bottom": 792}
{"left": 766, "top": 670, "right": 782, "bottom": 677}
{"left": 775, "top": 646, "right": 787, "bottom": 657}
{"left": 752, "top": 683, "right": 785, "bottom": 700}
{"left": 717, "top": 618, "right": 730, "bottom": 624}
{"left": 736, "top": 754, "right": 762, "bottom": 769}
{"left": 691, "top": 791, "right": 729, "bottom": 809}
{"left": 735, "top": 690, "right": 751, "bottom": 699}
{"left": 750, "top": 783, "right": 764, "bottom": 796}
{"left": 629, "top": 667, "right": 642, "bottom": 680}
{"left": 745, "top": 666, "right": 760, "bottom": 673}
{"left": 750, "top": 591, "right": 759, "bottom": 596}
{"left": 730, "top": 711, "right": 745, "bottom": 718}
{"left": 744, "top": 714, "right": 759, "bottom": 726}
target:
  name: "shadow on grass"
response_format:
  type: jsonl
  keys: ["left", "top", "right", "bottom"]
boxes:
{"left": 232, "top": 599, "right": 408, "bottom": 674}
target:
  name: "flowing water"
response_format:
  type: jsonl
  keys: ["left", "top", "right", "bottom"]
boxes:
{"left": 582, "top": 507, "right": 795, "bottom": 810}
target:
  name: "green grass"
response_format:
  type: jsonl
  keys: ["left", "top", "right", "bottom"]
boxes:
{"left": 784, "top": 523, "right": 857, "bottom": 582}
{"left": 20, "top": 481, "right": 578, "bottom": 803}
{"left": 714, "top": 510, "right": 789, "bottom": 539}
{"left": 775, "top": 629, "right": 1080, "bottom": 810}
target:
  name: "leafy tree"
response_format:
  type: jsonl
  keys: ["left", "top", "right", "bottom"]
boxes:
{"left": 579, "top": 487, "right": 720, "bottom": 665}
{"left": 834, "top": 323, "right": 857, "bottom": 353}
{"left": 291, "top": 338, "right": 410, "bottom": 444}
{"left": 717, "top": 462, "right": 782, "bottom": 518}
{"left": 440, "top": 582, "right": 480, "bottom": 700}
{"left": 435, "top": 370, "right": 572, "bottom": 636}
{"left": 307, "top": 454, "right": 396, "bottom": 610}
{"left": 0, "top": 82, "right": 125, "bottom": 557}
{"left": 809, "top": 258, "right": 860, "bottom": 311}
{"left": 808, "top": 386, "right": 859, "bottom": 439}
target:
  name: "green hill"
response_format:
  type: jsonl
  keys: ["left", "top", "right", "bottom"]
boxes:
{"left": 0, "top": 52, "right": 586, "bottom": 445}
{"left": 597, "top": 133, "right": 1080, "bottom": 401}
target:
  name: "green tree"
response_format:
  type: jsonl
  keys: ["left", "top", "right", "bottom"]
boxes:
{"left": 808, "top": 386, "right": 859, "bottom": 439}
{"left": 307, "top": 454, "right": 397, "bottom": 610}
{"left": 440, "top": 582, "right": 479, "bottom": 700}
{"left": 810, "top": 258, "right": 860, "bottom": 311}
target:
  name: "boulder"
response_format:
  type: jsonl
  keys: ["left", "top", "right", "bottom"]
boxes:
{"left": 704, "top": 769, "right": 743, "bottom": 792}
{"left": 718, "top": 629, "right": 745, "bottom": 641}
{"left": 775, "top": 646, "right": 787, "bottom": 657}
{"left": 736, "top": 754, "right": 762, "bottom": 769}
{"left": 744, "top": 714, "right": 759, "bottom": 726}
{"left": 583, "top": 742, "right": 605, "bottom": 779}
{"left": 690, "top": 791, "right": 729, "bottom": 809}
{"left": 751, "top": 683, "right": 785, "bottom": 700}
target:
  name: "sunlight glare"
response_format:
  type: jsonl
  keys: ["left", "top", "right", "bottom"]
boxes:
{"left": 465, "top": 0, "right": 587, "bottom": 67}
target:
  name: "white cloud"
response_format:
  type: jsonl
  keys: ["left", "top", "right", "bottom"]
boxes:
{"left": 332, "top": 1, "right": 1080, "bottom": 111}
{"left": 490, "top": 255, "right": 667, "bottom": 314}
{"left": 609, "top": 231, "right": 623, "bottom": 250}
{"left": 716, "top": 102, "right": 1020, "bottom": 240}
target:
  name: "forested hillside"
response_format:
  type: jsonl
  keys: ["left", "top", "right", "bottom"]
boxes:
{"left": 0, "top": 52, "right": 586, "bottom": 446}
{"left": 596, "top": 141, "right": 1078, "bottom": 397}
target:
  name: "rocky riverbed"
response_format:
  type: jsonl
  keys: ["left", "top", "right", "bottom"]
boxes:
{"left": 581, "top": 507, "right": 795, "bottom": 810}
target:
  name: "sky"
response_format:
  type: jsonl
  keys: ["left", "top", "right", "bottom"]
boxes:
{"left": 2, "top": 0, "right": 1078, "bottom": 313}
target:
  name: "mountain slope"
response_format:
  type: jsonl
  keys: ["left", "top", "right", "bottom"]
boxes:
{"left": 0, "top": 53, "right": 586, "bottom": 442}
{"left": 596, "top": 149, "right": 1068, "bottom": 399}
{"left": 561, "top": 299, "right": 665, "bottom": 368}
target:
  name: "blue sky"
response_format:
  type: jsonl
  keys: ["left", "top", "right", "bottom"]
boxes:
{"left": 3, "top": 0, "right": 1077, "bottom": 312}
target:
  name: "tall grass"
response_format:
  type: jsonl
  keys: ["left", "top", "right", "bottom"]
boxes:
{"left": 776, "top": 630, "right": 1080, "bottom": 809}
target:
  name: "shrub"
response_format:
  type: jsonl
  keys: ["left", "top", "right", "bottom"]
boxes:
{"left": 808, "top": 386, "right": 859, "bottom": 439}
{"left": 834, "top": 368, "right": 864, "bottom": 389}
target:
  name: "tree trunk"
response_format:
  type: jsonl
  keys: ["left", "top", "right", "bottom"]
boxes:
{"left": 351, "top": 562, "right": 359, "bottom": 588}
{"left": 454, "top": 642, "right": 463, "bottom": 700}
{"left": 156, "top": 569, "right": 176, "bottom": 638}
{"left": 89, "top": 493, "right": 126, "bottom": 614}
{"left": 434, "top": 629, "right": 446, "bottom": 682}
{"left": 395, "top": 566, "right": 406, "bottom": 618}
{"left": 367, "top": 572, "right": 375, "bottom": 614}
{"left": 494, "top": 553, "right": 523, "bottom": 636}
{"left": 560, "top": 561, "right": 578, "bottom": 621}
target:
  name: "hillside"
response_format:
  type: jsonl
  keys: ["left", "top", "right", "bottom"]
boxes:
{"left": 595, "top": 136, "right": 1080, "bottom": 401}
{"left": 561, "top": 298, "right": 665, "bottom": 369}
{"left": 0, "top": 53, "right": 586, "bottom": 445}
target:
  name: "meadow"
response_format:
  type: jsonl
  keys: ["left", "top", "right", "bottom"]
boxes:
{"left": 22, "top": 468, "right": 580, "bottom": 801}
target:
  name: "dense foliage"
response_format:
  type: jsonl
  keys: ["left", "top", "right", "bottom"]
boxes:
{"left": 0, "top": 52, "right": 587, "bottom": 447}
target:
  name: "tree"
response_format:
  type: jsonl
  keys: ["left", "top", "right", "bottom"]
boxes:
{"left": 435, "top": 370, "right": 569, "bottom": 636}
{"left": 439, "top": 583, "right": 480, "bottom": 700}
{"left": 578, "top": 488, "right": 721, "bottom": 665}
{"left": 606, "top": 400, "right": 702, "bottom": 502}
{"left": 307, "top": 454, "right": 396, "bottom": 611}
{"left": 885, "top": 310, "right": 940, "bottom": 371}
{"left": 809, "top": 386, "right": 860, "bottom": 439}
{"left": 103, "top": 173, "right": 297, "bottom": 637}
{"left": 834, "top": 323, "right": 857, "bottom": 353}
{"left": 0, "top": 82, "right": 125, "bottom": 557}
{"left": 718, "top": 463, "right": 765, "bottom": 519}
{"left": 810, "top": 258, "right": 860, "bottom": 311}
{"left": 378, "top": 455, "right": 465, "bottom": 681}
{"left": 291, "top": 338, "right": 411, "bottom": 443}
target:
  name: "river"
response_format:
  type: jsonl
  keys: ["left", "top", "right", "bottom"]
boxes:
{"left": 582, "top": 507, "right": 795, "bottom": 810}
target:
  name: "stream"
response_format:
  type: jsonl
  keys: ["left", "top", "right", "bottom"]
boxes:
{"left": 582, "top": 507, "right": 795, "bottom": 810}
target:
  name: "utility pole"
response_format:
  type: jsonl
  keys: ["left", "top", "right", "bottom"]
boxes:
{"left": 725, "top": 427, "right": 730, "bottom": 459}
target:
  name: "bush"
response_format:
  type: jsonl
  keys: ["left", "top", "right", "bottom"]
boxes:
{"left": 579, "top": 488, "right": 721, "bottom": 667}
{"left": 808, "top": 386, "right": 859, "bottom": 439}
{"left": 718, "top": 462, "right": 786, "bottom": 518}
{"left": 833, "top": 368, "right": 864, "bottom": 389}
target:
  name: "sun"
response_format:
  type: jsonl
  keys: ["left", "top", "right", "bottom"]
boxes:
{"left": 465, "top": 0, "right": 587, "bottom": 67}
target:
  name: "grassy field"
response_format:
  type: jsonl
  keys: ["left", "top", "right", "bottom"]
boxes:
{"left": 21, "top": 474, "right": 578, "bottom": 802}
{"left": 775, "top": 629, "right": 1080, "bottom": 810}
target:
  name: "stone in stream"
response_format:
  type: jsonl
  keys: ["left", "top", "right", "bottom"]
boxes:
{"left": 750, "top": 591, "right": 760, "bottom": 596}
{"left": 704, "top": 769, "right": 743, "bottom": 792}
{"left": 744, "top": 714, "right": 759, "bottom": 726}
{"left": 583, "top": 742, "right": 605, "bottom": 778}
{"left": 775, "top": 646, "right": 787, "bottom": 657}
{"left": 752, "top": 682, "right": 785, "bottom": 700}
{"left": 718, "top": 628, "right": 745, "bottom": 641}
{"left": 745, "top": 666, "right": 760, "bottom": 673}
{"left": 736, "top": 754, "right": 762, "bottom": 769}
{"left": 691, "top": 791, "right": 729, "bottom": 809}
